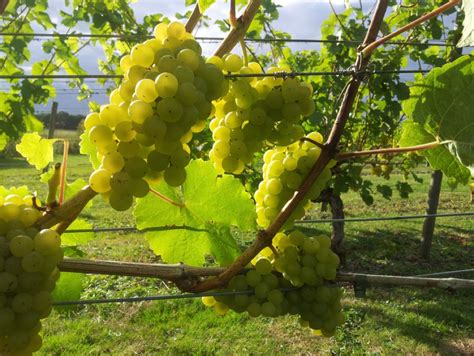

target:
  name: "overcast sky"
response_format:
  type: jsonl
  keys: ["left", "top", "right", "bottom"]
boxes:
{"left": 16, "top": 0, "right": 384, "bottom": 115}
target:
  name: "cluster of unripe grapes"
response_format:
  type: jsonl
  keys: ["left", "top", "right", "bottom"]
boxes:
{"left": 208, "top": 56, "right": 315, "bottom": 174}
{"left": 370, "top": 154, "right": 393, "bottom": 179}
{"left": 202, "top": 231, "right": 344, "bottom": 337}
{"left": 84, "top": 21, "right": 227, "bottom": 210}
{"left": 255, "top": 131, "right": 333, "bottom": 228}
{"left": 0, "top": 194, "right": 62, "bottom": 355}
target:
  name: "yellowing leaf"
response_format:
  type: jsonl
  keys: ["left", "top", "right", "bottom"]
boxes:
{"left": 16, "top": 132, "right": 58, "bottom": 170}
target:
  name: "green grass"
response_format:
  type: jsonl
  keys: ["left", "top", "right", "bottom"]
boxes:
{"left": 0, "top": 154, "right": 473, "bottom": 354}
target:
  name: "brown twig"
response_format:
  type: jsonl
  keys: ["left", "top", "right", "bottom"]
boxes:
{"left": 361, "top": 0, "right": 461, "bottom": 58}
{"left": 187, "top": 0, "right": 391, "bottom": 293}
{"left": 335, "top": 141, "right": 446, "bottom": 160}
{"left": 185, "top": 3, "right": 201, "bottom": 33}
{"left": 300, "top": 137, "right": 325, "bottom": 149}
{"left": 229, "top": 0, "right": 237, "bottom": 28}
{"left": 213, "top": 0, "right": 262, "bottom": 57}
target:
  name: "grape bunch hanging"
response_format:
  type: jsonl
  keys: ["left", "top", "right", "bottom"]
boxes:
{"left": 255, "top": 131, "right": 334, "bottom": 228}
{"left": 208, "top": 55, "right": 316, "bottom": 174}
{"left": 83, "top": 22, "right": 228, "bottom": 211}
{"left": 202, "top": 230, "right": 344, "bottom": 337}
{"left": 0, "top": 193, "right": 62, "bottom": 355}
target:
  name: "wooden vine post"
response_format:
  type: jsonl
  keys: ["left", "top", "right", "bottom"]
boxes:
{"left": 421, "top": 170, "right": 443, "bottom": 259}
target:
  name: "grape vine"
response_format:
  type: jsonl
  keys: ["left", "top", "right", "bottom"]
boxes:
{"left": 0, "top": 0, "right": 472, "bottom": 354}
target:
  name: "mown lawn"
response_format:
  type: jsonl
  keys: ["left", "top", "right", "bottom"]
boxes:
{"left": 0, "top": 153, "right": 472, "bottom": 355}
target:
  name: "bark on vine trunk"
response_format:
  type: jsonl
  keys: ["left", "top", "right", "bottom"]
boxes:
{"left": 320, "top": 188, "right": 346, "bottom": 265}
{"left": 421, "top": 170, "right": 443, "bottom": 259}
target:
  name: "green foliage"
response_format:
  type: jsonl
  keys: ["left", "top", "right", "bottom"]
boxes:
{"left": 399, "top": 121, "right": 471, "bottom": 183}
{"left": 400, "top": 55, "right": 474, "bottom": 181}
{"left": 458, "top": 0, "right": 474, "bottom": 47}
{"left": 198, "top": 0, "right": 216, "bottom": 13}
{"left": 62, "top": 219, "right": 95, "bottom": 247}
{"left": 15, "top": 132, "right": 58, "bottom": 169}
{"left": 134, "top": 159, "right": 256, "bottom": 266}
{"left": 52, "top": 272, "right": 85, "bottom": 304}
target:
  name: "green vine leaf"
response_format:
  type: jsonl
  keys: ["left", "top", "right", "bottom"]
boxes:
{"left": 79, "top": 132, "right": 100, "bottom": 169}
{"left": 400, "top": 55, "right": 474, "bottom": 181}
{"left": 399, "top": 120, "right": 471, "bottom": 182}
{"left": 458, "top": 0, "right": 474, "bottom": 47}
{"left": 134, "top": 159, "right": 256, "bottom": 266}
{"left": 62, "top": 218, "right": 95, "bottom": 247}
{"left": 198, "top": 0, "right": 216, "bottom": 13}
{"left": 15, "top": 132, "right": 58, "bottom": 170}
{"left": 52, "top": 272, "right": 85, "bottom": 306}
{"left": 0, "top": 134, "right": 7, "bottom": 151}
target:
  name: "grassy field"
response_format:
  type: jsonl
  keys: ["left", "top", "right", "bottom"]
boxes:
{"left": 0, "top": 153, "right": 473, "bottom": 355}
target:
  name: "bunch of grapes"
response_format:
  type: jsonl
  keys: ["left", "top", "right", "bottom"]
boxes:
{"left": 254, "top": 131, "right": 334, "bottom": 228}
{"left": 83, "top": 21, "right": 228, "bottom": 211}
{"left": 202, "top": 231, "right": 344, "bottom": 337}
{"left": 208, "top": 55, "right": 315, "bottom": 174}
{"left": 0, "top": 193, "right": 62, "bottom": 355}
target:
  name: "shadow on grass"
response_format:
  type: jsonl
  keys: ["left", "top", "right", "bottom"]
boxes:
{"left": 354, "top": 289, "right": 473, "bottom": 354}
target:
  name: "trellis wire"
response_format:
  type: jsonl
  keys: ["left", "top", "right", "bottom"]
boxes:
{"left": 0, "top": 69, "right": 430, "bottom": 80}
{"left": 0, "top": 32, "right": 453, "bottom": 47}
{"left": 52, "top": 270, "right": 474, "bottom": 306}
{"left": 63, "top": 211, "right": 474, "bottom": 234}
{"left": 416, "top": 269, "right": 474, "bottom": 277}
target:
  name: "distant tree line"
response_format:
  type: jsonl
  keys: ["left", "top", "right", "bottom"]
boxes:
{"left": 36, "top": 111, "right": 85, "bottom": 131}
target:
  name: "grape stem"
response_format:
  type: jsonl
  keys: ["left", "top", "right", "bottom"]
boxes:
{"left": 213, "top": 0, "right": 262, "bottom": 57}
{"left": 335, "top": 141, "right": 449, "bottom": 160}
{"left": 230, "top": 0, "right": 238, "bottom": 28}
{"left": 35, "top": 185, "right": 97, "bottom": 231}
{"left": 149, "top": 187, "right": 185, "bottom": 208}
{"left": 268, "top": 244, "right": 279, "bottom": 258}
{"left": 185, "top": 3, "right": 202, "bottom": 33}
{"left": 300, "top": 137, "right": 325, "bottom": 150}
{"left": 240, "top": 39, "right": 249, "bottom": 66}
{"left": 361, "top": 0, "right": 461, "bottom": 58}
{"left": 183, "top": 0, "right": 391, "bottom": 293}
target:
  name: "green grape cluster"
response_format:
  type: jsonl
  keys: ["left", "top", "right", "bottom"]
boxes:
{"left": 208, "top": 56, "right": 315, "bottom": 174}
{"left": 83, "top": 21, "right": 227, "bottom": 211}
{"left": 254, "top": 131, "right": 333, "bottom": 228}
{"left": 202, "top": 231, "right": 344, "bottom": 337}
{"left": 0, "top": 194, "right": 62, "bottom": 355}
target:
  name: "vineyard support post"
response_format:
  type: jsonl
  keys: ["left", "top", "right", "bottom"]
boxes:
{"left": 47, "top": 101, "right": 58, "bottom": 140}
{"left": 43, "top": 101, "right": 58, "bottom": 173}
{"left": 421, "top": 170, "right": 443, "bottom": 259}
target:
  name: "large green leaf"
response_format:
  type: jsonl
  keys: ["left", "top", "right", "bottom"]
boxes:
{"left": 134, "top": 159, "right": 256, "bottom": 266}
{"left": 62, "top": 218, "right": 95, "bottom": 247}
{"left": 15, "top": 132, "right": 58, "bottom": 170}
{"left": 458, "top": 0, "right": 474, "bottom": 47}
{"left": 399, "top": 120, "right": 471, "bottom": 183}
{"left": 400, "top": 55, "right": 474, "bottom": 181}
{"left": 52, "top": 272, "right": 85, "bottom": 306}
